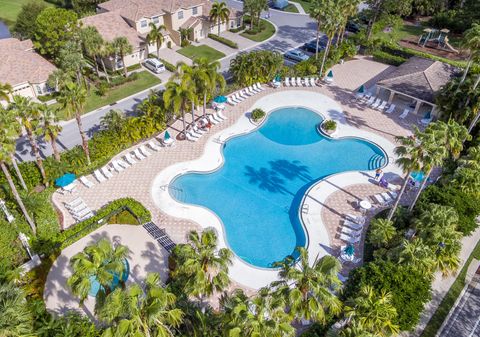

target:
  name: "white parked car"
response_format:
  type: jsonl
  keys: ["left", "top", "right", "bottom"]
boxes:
{"left": 144, "top": 58, "right": 166, "bottom": 73}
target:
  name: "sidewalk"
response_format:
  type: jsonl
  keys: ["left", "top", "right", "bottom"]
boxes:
{"left": 408, "top": 225, "right": 480, "bottom": 337}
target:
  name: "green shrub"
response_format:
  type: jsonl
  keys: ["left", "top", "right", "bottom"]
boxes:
{"left": 207, "top": 33, "right": 238, "bottom": 49}
{"left": 251, "top": 108, "right": 266, "bottom": 121}
{"left": 158, "top": 58, "right": 176, "bottom": 72}
{"left": 109, "top": 72, "right": 139, "bottom": 87}
{"left": 229, "top": 25, "right": 245, "bottom": 33}
{"left": 322, "top": 120, "right": 337, "bottom": 132}
{"left": 372, "top": 50, "right": 407, "bottom": 66}
{"left": 96, "top": 81, "right": 108, "bottom": 96}
{"left": 126, "top": 63, "right": 142, "bottom": 71}
{"left": 37, "top": 92, "right": 58, "bottom": 102}
{"left": 58, "top": 198, "right": 151, "bottom": 249}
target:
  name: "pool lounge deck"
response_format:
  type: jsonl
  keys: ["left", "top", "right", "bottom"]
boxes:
{"left": 50, "top": 56, "right": 419, "bottom": 293}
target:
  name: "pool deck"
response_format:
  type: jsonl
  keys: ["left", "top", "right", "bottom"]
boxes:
{"left": 50, "top": 56, "right": 420, "bottom": 293}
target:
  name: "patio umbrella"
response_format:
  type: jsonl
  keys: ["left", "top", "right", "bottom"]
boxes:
{"left": 327, "top": 70, "right": 334, "bottom": 78}
{"left": 357, "top": 85, "right": 365, "bottom": 93}
{"left": 213, "top": 96, "right": 227, "bottom": 103}
{"left": 55, "top": 173, "right": 76, "bottom": 187}
{"left": 164, "top": 130, "right": 171, "bottom": 140}
{"left": 343, "top": 244, "right": 355, "bottom": 256}
{"left": 274, "top": 74, "right": 281, "bottom": 82}
{"left": 410, "top": 171, "right": 425, "bottom": 183}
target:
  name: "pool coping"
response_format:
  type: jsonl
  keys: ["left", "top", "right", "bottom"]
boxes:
{"left": 151, "top": 90, "right": 403, "bottom": 289}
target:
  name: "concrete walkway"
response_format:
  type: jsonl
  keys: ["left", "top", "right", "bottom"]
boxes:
{"left": 288, "top": 1, "right": 306, "bottom": 14}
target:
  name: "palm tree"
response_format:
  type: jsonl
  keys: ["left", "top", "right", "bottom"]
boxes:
{"left": 460, "top": 23, "right": 480, "bottom": 84}
{"left": 101, "top": 109, "right": 125, "bottom": 132}
{"left": 97, "top": 42, "right": 114, "bottom": 84}
{"left": 163, "top": 80, "right": 196, "bottom": 138}
{"left": 98, "top": 273, "right": 183, "bottom": 337}
{"left": 368, "top": 218, "right": 396, "bottom": 247}
{"left": 146, "top": 22, "right": 167, "bottom": 57}
{"left": 343, "top": 286, "right": 399, "bottom": 337}
{"left": 170, "top": 229, "right": 233, "bottom": 306}
{"left": 57, "top": 81, "right": 91, "bottom": 165}
{"left": 38, "top": 104, "right": 62, "bottom": 162}
{"left": 387, "top": 130, "right": 425, "bottom": 221}
{"left": 9, "top": 96, "right": 47, "bottom": 184}
{"left": 0, "top": 82, "right": 12, "bottom": 102}
{"left": 80, "top": 26, "right": 104, "bottom": 77}
{"left": 0, "top": 108, "right": 36, "bottom": 233}
{"left": 397, "top": 238, "right": 435, "bottom": 276}
{"left": 67, "top": 238, "right": 129, "bottom": 304}
{"left": 112, "top": 37, "right": 133, "bottom": 77}
{"left": 209, "top": 1, "right": 230, "bottom": 37}
{"left": 271, "top": 247, "right": 342, "bottom": 324}
{"left": 454, "top": 145, "right": 480, "bottom": 196}
{"left": 318, "top": 5, "right": 340, "bottom": 76}
{"left": 0, "top": 279, "right": 35, "bottom": 337}
{"left": 409, "top": 120, "right": 470, "bottom": 211}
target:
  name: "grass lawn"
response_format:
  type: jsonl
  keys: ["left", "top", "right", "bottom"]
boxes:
{"left": 283, "top": 4, "right": 299, "bottom": 13}
{"left": 421, "top": 238, "right": 480, "bottom": 337}
{"left": 289, "top": 0, "right": 313, "bottom": 13}
{"left": 240, "top": 19, "right": 276, "bottom": 42}
{"left": 177, "top": 44, "right": 226, "bottom": 62}
{"left": 56, "top": 71, "right": 161, "bottom": 120}
{"left": 0, "top": 0, "right": 53, "bottom": 25}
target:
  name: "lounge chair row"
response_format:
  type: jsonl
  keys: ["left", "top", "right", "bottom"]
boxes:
{"left": 185, "top": 112, "right": 227, "bottom": 142}
{"left": 284, "top": 77, "right": 318, "bottom": 87}
{"left": 339, "top": 213, "right": 367, "bottom": 245}
{"left": 64, "top": 197, "right": 93, "bottom": 222}
{"left": 370, "top": 190, "right": 398, "bottom": 206}
{"left": 227, "top": 83, "right": 264, "bottom": 106}
{"left": 57, "top": 181, "right": 78, "bottom": 194}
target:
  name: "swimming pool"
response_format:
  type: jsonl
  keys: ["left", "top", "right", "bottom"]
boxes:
{"left": 170, "top": 107, "right": 386, "bottom": 268}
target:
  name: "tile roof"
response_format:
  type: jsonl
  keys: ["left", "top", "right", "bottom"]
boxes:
{"left": 81, "top": 11, "right": 144, "bottom": 47}
{"left": 180, "top": 16, "right": 201, "bottom": 29}
{"left": 377, "top": 56, "right": 457, "bottom": 103}
{"left": 0, "top": 38, "right": 57, "bottom": 86}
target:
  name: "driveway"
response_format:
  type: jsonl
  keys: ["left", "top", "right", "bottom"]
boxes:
{"left": 15, "top": 6, "right": 316, "bottom": 161}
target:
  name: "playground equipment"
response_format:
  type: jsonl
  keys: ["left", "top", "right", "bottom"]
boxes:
{"left": 418, "top": 28, "right": 459, "bottom": 53}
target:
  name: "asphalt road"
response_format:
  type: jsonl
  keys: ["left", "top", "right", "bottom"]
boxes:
{"left": 438, "top": 276, "right": 480, "bottom": 337}
{"left": 16, "top": 3, "right": 316, "bottom": 162}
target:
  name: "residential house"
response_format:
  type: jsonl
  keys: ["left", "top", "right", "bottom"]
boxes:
{"left": 81, "top": 0, "right": 242, "bottom": 70}
{"left": 0, "top": 38, "right": 57, "bottom": 101}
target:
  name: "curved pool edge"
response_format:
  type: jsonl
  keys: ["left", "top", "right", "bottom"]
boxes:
{"left": 151, "top": 90, "right": 403, "bottom": 289}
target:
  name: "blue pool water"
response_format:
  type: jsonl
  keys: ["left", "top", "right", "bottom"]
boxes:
{"left": 170, "top": 107, "right": 386, "bottom": 268}
{"left": 89, "top": 259, "right": 129, "bottom": 296}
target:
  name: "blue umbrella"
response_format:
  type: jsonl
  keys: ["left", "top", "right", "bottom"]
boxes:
{"left": 164, "top": 130, "right": 171, "bottom": 140}
{"left": 55, "top": 173, "right": 76, "bottom": 187}
{"left": 327, "top": 70, "right": 334, "bottom": 78}
{"left": 357, "top": 85, "right": 365, "bottom": 93}
{"left": 410, "top": 171, "right": 425, "bottom": 183}
{"left": 213, "top": 96, "right": 227, "bottom": 103}
{"left": 274, "top": 75, "right": 281, "bottom": 82}
{"left": 344, "top": 244, "right": 355, "bottom": 256}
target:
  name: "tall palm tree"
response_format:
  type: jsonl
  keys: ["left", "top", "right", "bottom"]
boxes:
{"left": 112, "top": 37, "right": 133, "bottom": 77}
{"left": 173, "top": 62, "right": 199, "bottom": 124}
{"left": 409, "top": 120, "right": 470, "bottom": 211}
{"left": 387, "top": 130, "right": 425, "bottom": 221}
{"left": 318, "top": 3, "right": 340, "bottom": 76}
{"left": 98, "top": 273, "right": 183, "bottom": 337}
{"left": 9, "top": 96, "right": 47, "bottom": 184}
{"left": 209, "top": 1, "right": 230, "bottom": 37}
{"left": 0, "top": 279, "right": 35, "bottom": 337}
{"left": 454, "top": 145, "right": 480, "bottom": 196}
{"left": 460, "top": 23, "right": 480, "bottom": 84}
{"left": 368, "top": 218, "right": 396, "bottom": 248}
{"left": 271, "top": 247, "right": 342, "bottom": 324}
{"left": 397, "top": 238, "right": 435, "bottom": 276}
{"left": 0, "top": 108, "right": 36, "bottom": 233}
{"left": 343, "top": 286, "right": 399, "bottom": 337}
{"left": 67, "top": 238, "right": 129, "bottom": 304}
{"left": 163, "top": 80, "right": 196, "bottom": 138}
{"left": 146, "top": 22, "right": 167, "bottom": 57}
{"left": 170, "top": 229, "right": 233, "bottom": 306}
{"left": 80, "top": 26, "right": 104, "bottom": 78}
{"left": 0, "top": 82, "right": 12, "bottom": 102}
{"left": 38, "top": 104, "right": 63, "bottom": 162}
{"left": 57, "top": 81, "right": 91, "bottom": 165}
{"left": 97, "top": 42, "right": 114, "bottom": 84}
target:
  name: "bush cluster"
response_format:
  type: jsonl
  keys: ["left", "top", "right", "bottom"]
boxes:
{"left": 158, "top": 58, "right": 177, "bottom": 72}
{"left": 322, "top": 120, "right": 337, "bottom": 131}
{"left": 229, "top": 25, "right": 245, "bottom": 33}
{"left": 251, "top": 108, "right": 266, "bottom": 121}
{"left": 207, "top": 34, "right": 238, "bottom": 49}
{"left": 372, "top": 50, "right": 407, "bottom": 66}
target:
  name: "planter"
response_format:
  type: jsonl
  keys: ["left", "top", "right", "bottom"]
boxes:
{"left": 320, "top": 120, "right": 337, "bottom": 136}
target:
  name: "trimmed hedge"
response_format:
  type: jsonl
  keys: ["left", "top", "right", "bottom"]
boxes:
{"left": 229, "top": 25, "right": 245, "bottom": 33}
{"left": 372, "top": 50, "right": 407, "bottom": 66}
{"left": 158, "top": 58, "right": 176, "bottom": 72}
{"left": 58, "top": 198, "right": 151, "bottom": 249}
{"left": 207, "top": 33, "right": 238, "bottom": 49}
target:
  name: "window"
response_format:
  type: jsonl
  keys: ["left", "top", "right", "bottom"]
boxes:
{"left": 230, "top": 21, "right": 234, "bottom": 28}
{"left": 153, "top": 16, "right": 159, "bottom": 24}
{"left": 141, "top": 20, "right": 147, "bottom": 28}
{"left": 192, "top": 6, "right": 198, "bottom": 15}
{"left": 178, "top": 11, "right": 183, "bottom": 19}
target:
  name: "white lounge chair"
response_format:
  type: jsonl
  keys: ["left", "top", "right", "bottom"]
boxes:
{"left": 217, "top": 110, "right": 227, "bottom": 120}
{"left": 340, "top": 233, "right": 361, "bottom": 244}
{"left": 193, "top": 125, "right": 206, "bottom": 135}
{"left": 377, "top": 100, "right": 387, "bottom": 110}
{"left": 208, "top": 114, "right": 219, "bottom": 125}
{"left": 284, "top": 77, "right": 290, "bottom": 87}
{"left": 101, "top": 166, "right": 113, "bottom": 179}
{"left": 362, "top": 92, "right": 372, "bottom": 101}
{"left": 80, "top": 176, "right": 94, "bottom": 188}
{"left": 370, "top": 98, "right": 382, "bottom": 108}
{"left": 399, "top": 108, "right": 410, "bottom": 119}
{"left": 62, "top": 182, "right": 77, "bottom": 193}
{"left": 235, "top": 92, "right": 245, "bottom": 102}
{"left": 111, "top": 160, "right": 124, "bottom": 173}
{"left": 346, "top": 214, "right": 365, "bottom": 224}
{"left": 69, "top": 203, "right": 88, "bottom": 214}
{"left": 245, "top": 87, "right": 254, "bottom": 96}
{"left": 304, "top": 77, "right": 310, "bottom": 86}
{"left": 381, "top": 192, "right": 393, "bottom": 203}
{"left": 310, "top": 78, "right": 317, "bottom": 86}
{"left": 250, "top": 85, "right": 260, "bottom": 94}
{"left": 133, "top": 148, "right": 146, "bottom": 160}
{"left": 365, "top": 96, "right": 376, "bottom": 105}
{"left": 342, "top": 227, "right": 362, "bottom": 237}
{"left": 231, "top": 94, "right": 240, "bottom": 104}
{"left": 186, "top": 131, "right": 198, "bottom": 142}
{"left": 239, "top": 90, "right": 249, "bottom": 99}
{"left": 117, "top": 159, "right": 130, "bottom": 169}
{"left": 124, "top": 153, "right": 137, "bottom": 165}
{"left": 344, "top": 220, "right": 363, "bottom": 231}
{"left": 255, "top": 83, "right": 264, "bottom": 91}
{"left": 373, "top": 194, "right": 385, "bottom": 205}
{"left": 227, "top": 96, "right": 236, "bottom": 106}
{"left": 65, "top": 197, "right": 84, "bottom": 209}
{"left": 94, "top": 169, "right": 106, "bottom": 183}
{"left": 148, "top": 140, "right": 161, "bottom": 151}
{"left": 297, "top": 77, "right": 303, "bottom": 86}
{"left": 385, "top": 104, "right": 396, "bottom": 114}
{"left": 139, "top": 145, "right": 152, "bottom": 157}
